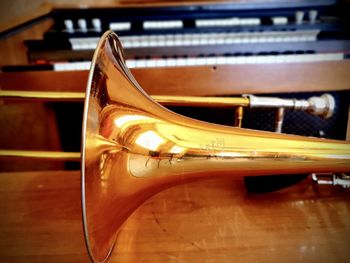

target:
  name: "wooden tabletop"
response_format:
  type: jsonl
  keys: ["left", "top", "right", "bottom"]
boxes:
{"left": 0, "top": 170, "right": 349, "bottom": 262}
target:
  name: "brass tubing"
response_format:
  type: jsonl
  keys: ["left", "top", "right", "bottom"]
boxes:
{"left": 234, "top": 106, "right": 244, "bottom": 127}
{"left": 0, "top": 150, "right": 80, "bottom": 161}
{"left": 0, "top": 90, "right": 334, "bottom": 118}
{"left": 0, "top": 90, "right": 85, "bottom": 101}
{"left": 275, "top": 107, "right": 285, "bottom": 133}
{"left": 0, "top": 90, "right": 250, "bottom": 107}
{"left": 153, "top": 95, "right": 250, "bottom": 107}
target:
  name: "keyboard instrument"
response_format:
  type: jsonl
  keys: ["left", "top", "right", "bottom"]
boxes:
{"left": 8, "top": 0, "right": 349, "bottom": 72}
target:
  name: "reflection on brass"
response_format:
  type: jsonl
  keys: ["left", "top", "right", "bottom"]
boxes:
{"left": 153, "top": 95, "right": 250, "bottom": 107}
{"left": 0, "top": 89, "right": 250, "bottom": 107}
{"left": 234, "top": 106, "right": 243, "bottom": 127}
{"left": 274, "top": 107, "right": 285, "bottom": 133}
{"left": 81, "top": 31, "right": 350, "bottom": 263}
{"left": 0, "top": 90, "right": 335, "bottom": 117}
{"left": 0, "top": 150, "right": 80, "bottom": 161}
{"left": 0, "top": 90, "right": 86, "bottom": 101}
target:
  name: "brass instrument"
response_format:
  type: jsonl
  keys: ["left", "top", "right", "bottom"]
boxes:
{"left": 0, "top": 90, "right": 335, "bottom": 161}
{"left": 0, "top": 90, "right": 335, "bottom": 130}
{"left": 81, "top": 31, "right": 350, "bottom": 263}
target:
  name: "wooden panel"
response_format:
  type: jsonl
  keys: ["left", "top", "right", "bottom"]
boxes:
{"left": 0, "top": 102, "right": 63, "bottom": 171}
{"left": 0, "top": 19, "right": 53, "bottom": 66}
{"left": 0, "top": 170, "right": 350, "bottom": 262}
{"left": 1, "top": 61, "right": 350, "bottom": 95}
{"left": 0, "top": 3, "right": 51, "bottom": 34}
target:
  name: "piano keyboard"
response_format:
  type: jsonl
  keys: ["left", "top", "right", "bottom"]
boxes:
{"left": 51, "top": 53, "right": 344, "bottom": 71}
{"left": 69, "top": 30, "right": 320, "bottom": 50}
{"left": 14, "top": 1, "right": 350, "bottom": 70}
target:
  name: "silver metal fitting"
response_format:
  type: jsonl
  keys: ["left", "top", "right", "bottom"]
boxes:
{"left": 312, "top": 173, "right": 350, "bottom": 188}
{"left": 307, "top": 93, "right": 335, "bottom": 119}
{"left": 245, "top": 93, "right": 335, "bottom": 119}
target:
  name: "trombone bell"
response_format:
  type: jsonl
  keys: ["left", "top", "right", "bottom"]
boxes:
{"left": 81, "top": 31, "right": 350, "bottom": 263}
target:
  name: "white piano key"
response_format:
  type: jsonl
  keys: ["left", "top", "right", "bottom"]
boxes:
{"left": 166, "top": 58, "right": 177, "bottom": 67}
{"left": 88, "top": 42, "right": 97, "bottom": 49}
{"left": 195, "top": 17, "right": 240, "bottom": 27}
{"left": 295, "top": 11, "right": 305, "bottom": 24}
{"left": 155, "top": 59, "right": 167, "bottom": 67}
{"left": 135, "top": 59, "right": 146, "bottom": 68}
{"left": 206, "top": 57, "right": 217, "bottom": 65}
{"left": 245, "top": 56, "right": 255, "bottom": 64}
{"left": 92, "top": 18, "right": 102, "bottom": 32}
{"left": 216, "top": 57, "right": 226, "bottom": 65}
{"left": 176, "top": 58, "right": 187, "bottom": 66}
{"left": 143, "top": 20, "right": 183, "bottom": 30}
{"left": 109, "top": 22, "right": 131, "bottom": 31}
{"left": 157, "top": 35, "right": 167, "bottom": 47}
{"left": 64, "top": 19, "right": 74, "bottom": 33}
{"left": 53, "top": 63, "right": 65, "bottom": 71}
{"left": 254, "top": 56, "right": 265, "bottom": 64}
{"left": 324, "top": 53, "right": 341, "bottom": 61}
{"left": 174, "top": 34, "right": 183, "bottom": 46}
{"left": 146, "top": 59, "right": 157, "bottom": 67}
{"left": 53, "top": 61, "right": 91, "bottom": 71}
{"left": 126, "top": 60, "right": 136, "bottom": 68}
{"left": 147, "top": 35, "right": 157, "bottom": 47}
{"left": 138, "top": 36, "right": 148, "bottom": 47}
{"left": 273, "top": 33, "right": 283, "bottom": 42}
{"left": 166, "top": 35, "right": 176, "bottom": 46}
{"left": 79, "top": 62, "right": 90, "bottom": 70}
{"left": 309, "top": 10, "right": 318, "bottom": 24}
{"left": 78, "top": 19, "right": 88, "bottom": 33}
{"left": 198, "top": 34, "right": 208, "bottom": 45}
{"left": 225, "top": 56, "right": 235, "bottom": 64}
{"left": 185, "top": 58, "right": 197, "bottom": 66}
{"left": 80, "top": 41, "right": 89, "bottom": 50}
{"left": 70, "top": 37, "right": 99, "bottom": 50}
{"left": 121, "top": 41, "right": 130, "bottom": 48}
{"left": 272, "top": 17, "right": 288, "bottom": 25}
{"left": 182, "top": 35, "right": 192, "bottom": 46}
{"left": 126, "top": 35, "right": 139, "bottom": 47}
{"left": 200, "top": 57, "right": 207, "bottom": 65}
{"left": 282, "top": 33, "right": 293, "bottom": 42}
{"left": 207, "top": 36, "right": 216, "bottom": 45}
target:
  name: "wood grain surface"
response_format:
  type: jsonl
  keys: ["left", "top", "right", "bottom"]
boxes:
{"left": 0, "top": 170, "right": 349, "bottom": 262}
{"left": 1, "top": 61, "right": 350, "bottom": 96}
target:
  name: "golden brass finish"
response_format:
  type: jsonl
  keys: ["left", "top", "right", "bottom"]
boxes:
{"left": 81, "top": 31, "right": 350, "bottom": 263}
{"left": 275, "top": 107, "right": 285, "bottom": 133}
{"left": 152, "top": 95, "right": 249, "bottom": 107}
{"left": 234, "top": 106, "right": 244, "bottom": 127}
{"left": 0, "top": 90, "right": 249, "bottom": 107}
{"left": 0, "top": 150, "right": 80, "bottom": 161}
{"left": 0, "top": 90, "right": 86, "bottom": 101}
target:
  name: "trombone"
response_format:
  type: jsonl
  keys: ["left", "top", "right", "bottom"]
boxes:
{"left": 78, "top": 31, "right": 350, "bottom": 263}
{"left": 0, "top": 90, "right": 335, "bottom": 160}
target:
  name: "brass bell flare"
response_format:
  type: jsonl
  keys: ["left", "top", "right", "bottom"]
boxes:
{"left": 81, "top": 31, "right": 350, "bottom": 263}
